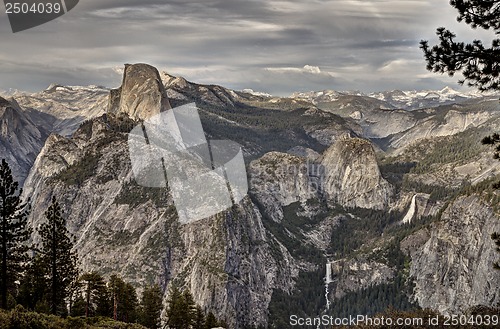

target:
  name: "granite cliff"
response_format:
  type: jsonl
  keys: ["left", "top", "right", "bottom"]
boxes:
{"left": 321, "top": 136, "right": 394, "bottom": 209}
{"left": 408, "top": 195, "right": 500, "bottom": 314}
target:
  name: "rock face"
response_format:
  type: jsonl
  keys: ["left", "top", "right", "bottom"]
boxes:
{"left": 248, "top": 152, "right": 317, "bottom": 221}
{"left": 409, "top": 195, "right": 500, "bottom": 314}
{"left": 352, "top": 108, "right": 417, "bottom": 139}
{"left": 0, "top": 97, "right": 47, "bottom": 184}
{"left": 388, "top": 107, "right": 498, "bottom": 152}
{"left": 1, "top": 84, "right": 109, "bottom": 184}
{"left": 22, "top": 113, "right": 297, "bottom": 329}
{"left": 328, "top": 258, "right": 394, "bottom": 299}
{"left": 109, "top": 64, "right": 171, "bottom": 120}
{"left": 15, "top": 84, "right": 109, "bottom": 136}
{"left": 249, "top": 137, "right": 394, "bottom": 215}
{"left": 321, "top": 136, "right": 393, "bottom": 209}
{"left": 401, "top": 193, "right": 432, "bottom": 224}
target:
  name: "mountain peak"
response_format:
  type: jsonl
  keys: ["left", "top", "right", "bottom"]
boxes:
{"left": 44, "top": 83, "right": 63, "bottom": 92}
{"left": 160, "top": 71, "right": 177, "bottom": 86}
{"left": 439, "top": 86, "right": 459, "bottom": 95}
{"left": 108, "top": 63, "right": 171, "bottom": 120}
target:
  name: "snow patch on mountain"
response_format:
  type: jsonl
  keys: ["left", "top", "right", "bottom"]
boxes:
{"left": 241, "top": 89, "right": 273, "bottom": 98}
{"left": 292, "top": 86, "right": 498, "bottom": 110}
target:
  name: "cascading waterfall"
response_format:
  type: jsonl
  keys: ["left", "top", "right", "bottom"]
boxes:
{"left": 325, "top": 262, "right": 333, "bottom": 310}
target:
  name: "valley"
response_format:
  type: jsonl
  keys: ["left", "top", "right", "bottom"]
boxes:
{"left": 1, "top": 63, "right": 499, "bottom": 328}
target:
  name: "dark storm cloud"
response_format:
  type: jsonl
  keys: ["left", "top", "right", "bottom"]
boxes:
{"left": 1, "top": 0, "right": 497, "bottom": 95}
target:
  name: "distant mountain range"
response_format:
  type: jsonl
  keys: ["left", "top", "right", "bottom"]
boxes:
{"left": 4, "top": 84, "right": 497, "bottom": 113}
{"left": 291, "top": 86, "right": 499, "bottom": 110}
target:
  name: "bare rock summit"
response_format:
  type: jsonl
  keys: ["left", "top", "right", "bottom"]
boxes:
{"left": 108, "top": 63, "right": 171, "bottom": 120}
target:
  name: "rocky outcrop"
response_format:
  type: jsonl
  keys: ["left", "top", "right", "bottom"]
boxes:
{"left": 321, "top": 136, "right": 393, "bottom": 209}
{"left": 109, "top": 64, "right": 171, "bottom": 120}
{"left": 248, "top": 152, "right": 318, "bottom": 221}
{"left": 0, "top": 97, "right": 48, "bottom": 184}
{"left": 303, "top": 118, "right": 359, "bottom": 147}
{"left": 304, "top": 215, "right": 343, "bottom": 251}
{"left": 401, "top": 193, "right": 432, "bottom": 224}
{"left": 161, "top": 71, "right": 239, "bottom": 108}
{"left": 287, "top": 146, "right": 321, "bottom": 161}
{"left": 327, "top": 258, "right": 395, "bottom": 300}
{"left": 356, "top": 109, "right": 417, "bottom": 139}
{"left": 409, "top": 195, "right": 500, "bottom": 314}
{"left": 249, "top": 137, "right": 394, "bottom": 219}
{"left": 387, "top": 105, "right": 499, "bottom": 152}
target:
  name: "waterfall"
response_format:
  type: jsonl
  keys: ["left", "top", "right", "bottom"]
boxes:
{"left": 326, "top": 261, "right": 333, "bottom": 284}
{"left": 325, "top": 262, "right": 332, "bottom": 310}
{"left": 402, "top": 194, "right": 417, "bottom": 224}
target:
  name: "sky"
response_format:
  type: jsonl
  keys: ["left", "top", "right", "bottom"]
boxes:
{"left": 0, "top": 0, "right": 497, "bottom": 96}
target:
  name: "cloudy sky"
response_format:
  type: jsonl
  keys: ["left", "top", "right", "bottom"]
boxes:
{"left": 0, "top": 0, "right": 497, "bottom": 95}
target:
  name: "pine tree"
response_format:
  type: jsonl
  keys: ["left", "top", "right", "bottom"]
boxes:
{"left": 164, "top": 286, "right": 224, "bottom": 329}
{"left": 165, "top": 285, "right": 182, "bottom": 329}
{"left": 95, "top": 281, "right": 111, "bottom": 317}
{"left": 205, "top": 312, "right": 219, "bottom": 329}
{"left": 122, "top": 281, "right": 139, "bottom": 322}
{"left": 67, "top": 274, "right": 83, "bottom": 316}
{"left": 38, "top": 196, "right": 79, "bottom": 315}
{"left": 17, "top": 254, "right": 47, "bottom": 310}
{"left": 70, "top": 294, "right": 87, "bottom": 317}
{"left": 109, "top": 274, "right": 138, "bottom": 322}
{"left": 420, "top": 0, "right": 499, "bottom": 91}
{"left": 482, "top": 133, "right": 500, "bottom": 164}
{"left": 139, "top": 284, "right": 163, "bottom": 329}
{"left": 0, "top": 159, "right": 31, "bottom": 309}
{"left": 182, "top": 289, "right": 197, "bottom": 326}
{"left": 165, "top": 285, "right": 190, "bottom": 329}
{"left": 109, "top": 274, "right": 121, "bottom": 321}
{"left": 80, "top": 271, "right": 107, "bottom": 317}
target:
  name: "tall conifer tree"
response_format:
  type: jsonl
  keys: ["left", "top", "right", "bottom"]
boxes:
{"left": 38, "top": 196, "right": 78, "bottom": 315}
{"left": 109, "top": 274, "right": 138, "bottom": 322}
{"left": 0, "top": 159, "right": 31, "bottom": 309}
{"left": 80, "top": 271, "right": 107, "bottom": 317}
{"left": 139, "top": 284, "right": 163, "bottom": 329}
